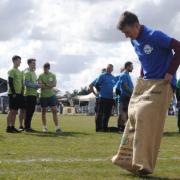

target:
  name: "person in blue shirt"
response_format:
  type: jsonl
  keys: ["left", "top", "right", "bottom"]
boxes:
{"left": 88, "top": 68, "right": 106, "bottom": 114}
{"left": 113, "top": 11, "right": 180, "bottom": 176}
{"left": 115, "top": 62, "right": 133, "bottom": 132}
{"left": 94, "top": 64, "right": 116, "bottom": 132}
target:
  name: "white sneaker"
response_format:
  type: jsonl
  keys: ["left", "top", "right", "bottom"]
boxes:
{"left": 56, "top": 128, "right": 63, "bottom": 134}
{"left": 43, "top": 127, "right": 48, "bottom": 133}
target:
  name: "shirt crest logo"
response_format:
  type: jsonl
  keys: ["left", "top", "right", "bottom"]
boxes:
{"left": 143, "top": 44, "right": 153, "bottom": 54}
{"left": 49, "top": 77, "right": 53, "bottom": 81}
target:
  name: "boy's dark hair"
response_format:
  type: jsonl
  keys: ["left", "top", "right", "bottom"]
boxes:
{"left": 12, "top": 55, "right": 21, "bottom": 62}
{"left": 101, "top": 68, "right": 106, "bottom": 73}
{"left": 117, "top": 11, "right": 139, "bottom": 30}
{"left": 27, "top": 58, "right": 36, "bottom": 65}
{"left": 43, "top": 62, "right": 50, "bottom": 69}
{"left": 107, "top": 64, "right": 113, "bottom": 68}
{"left": 124, "top": 61, "right": 132, "bottom": 69}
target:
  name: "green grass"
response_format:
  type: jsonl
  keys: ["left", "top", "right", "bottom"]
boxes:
{"left": 0, "top": 113, "right": 180, "bottom": 179}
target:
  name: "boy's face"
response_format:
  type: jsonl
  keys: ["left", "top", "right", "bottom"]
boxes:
{"left": 107, "top": 65, "right": 113, "bottom": 73}
{"left": 44, "top": 66, "right": 50, "bottom": 73}
{"left": 14, "top": 58, "right": 21, "bottom": 67}
{"left": 127, "top": 64, "right": 133, "bottom": 72}
{"left": 121, "top": 23, "right": 140, "bottom": 40}
{"left": 29, "top": 61, "right": 36, "bottom": 70}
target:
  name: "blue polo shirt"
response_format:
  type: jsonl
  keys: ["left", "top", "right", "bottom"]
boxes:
{"left": 95, "top": 72, "right": 116, "bottom": 99}
{"left": 115, "top": 74, "right": 121, "bottom": 82}
{"left": 120, "top": 72, "right": 134, "bottom": 97}
{"left": 115, "top": 79, "right": 121, "bottom": 102}
{"left": 131, "top": 26, "right": 176, "bottom": 87}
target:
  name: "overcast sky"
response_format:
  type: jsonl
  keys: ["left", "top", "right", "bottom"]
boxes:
{"left": 0, "top": 0, "right": 180, "bottom": 92}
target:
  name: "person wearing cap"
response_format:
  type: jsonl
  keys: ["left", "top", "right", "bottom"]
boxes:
{"left": 38, "top": 62, "right": 62, "bottom": 133}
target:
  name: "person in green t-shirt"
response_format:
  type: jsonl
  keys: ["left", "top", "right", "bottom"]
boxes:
{"left": 38, "top": 62, "right": 62, "bottom": 134}
{"left": 6, "top": 55, "right": 24, "bottom": 133}
{"left": 24, "top": 58, "right": 41, "bottom": 132}
{"left": 176, "top": 79, "right": 180, "bottom": 132}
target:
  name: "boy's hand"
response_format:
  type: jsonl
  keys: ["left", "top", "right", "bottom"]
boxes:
{"left": 164, "top": 73, "right": 173, "bottom": 84}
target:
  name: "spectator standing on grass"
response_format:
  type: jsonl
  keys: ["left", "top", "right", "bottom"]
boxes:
{"left": 38, "top": 62, "right": 62, "bottom": 134}
{"left": 89, "top": 68, "right": 106, "bottom": 131}
{"left": 115, "top": 62, "right": 134, "bottom": 132}
{"left": 24, "top": 58, "right": 41, "bottom": 132}
{"left": 94, "top": 64, "right": 116, "bottom": 132}
{"left": 6, "top": 55, "right": 24, "bottom": 133}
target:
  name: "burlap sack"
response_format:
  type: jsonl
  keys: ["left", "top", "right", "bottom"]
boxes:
{"left": 112, "top": 79, "right": 173, "bottom": 174}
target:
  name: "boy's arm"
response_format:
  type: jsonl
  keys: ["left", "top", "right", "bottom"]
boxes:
{"left": 8, "top": 77, "right": 16, "bottom": 96}
{"left": 166, "top": 39, "right": 180, "bottom": 75}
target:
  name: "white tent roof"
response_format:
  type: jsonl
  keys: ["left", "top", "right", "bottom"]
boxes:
{"left": 75, "top": 93, "right": 96, "bottom": 102}
{"left": 0, "top": 92, "right": 8, "bottom": 97}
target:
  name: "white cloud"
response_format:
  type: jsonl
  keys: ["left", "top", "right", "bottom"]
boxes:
{"left": 0, "top": 0, "right": 179, "bottom": 93}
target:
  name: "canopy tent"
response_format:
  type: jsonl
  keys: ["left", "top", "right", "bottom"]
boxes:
{"left": 0, "top": 92, "right": 8, "bottom": 97}
{"left": 0, "top": 78, "right": 7, "bottom": 93}
{"left": 75, "top": 93, "right": 96, "bottom": 102}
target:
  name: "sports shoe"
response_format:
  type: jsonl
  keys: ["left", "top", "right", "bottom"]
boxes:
{"left": 56, "top": 128, "right": 62, "bottom": 134}
{"left": 19, "top": 126, "right": 24, "bottom": 131}
{"left": 11, "top": 126, "right": 21, "bottom": 133}
{"left": 43, "top": 127, "right": 48, "bottom": 133}
{"left": 6, "top": 126, "right": 13, "bottom": 133}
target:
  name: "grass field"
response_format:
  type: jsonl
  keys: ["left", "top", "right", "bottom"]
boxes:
{"left": 0, "top": 113, "right": 180, "bottom": 180}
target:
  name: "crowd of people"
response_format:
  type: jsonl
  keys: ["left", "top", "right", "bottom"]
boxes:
{"left": 6, "top": 56, "right": 62, "bottom": 134}
{"left": 89, "top": 62, "right": 134, "bottom": 133}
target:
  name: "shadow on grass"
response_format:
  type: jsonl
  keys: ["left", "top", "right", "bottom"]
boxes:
{"left": 125, "top": 173, "right": 180, "bottom": 180}
{"left": 163, "top": 131, "right": 180, "bottom": 137}
{"left": 23, "top": 130, "right": 90, "bottom": 137}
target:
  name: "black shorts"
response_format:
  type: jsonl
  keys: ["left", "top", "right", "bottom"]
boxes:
{"left": 8, "top": 94, "right": 26, "bottom": 110}
{"left": 40, "top": 95, "right": 57, "bottom": 108}
{"left": 121, "top": 96, "right": 131, "bottom": 112}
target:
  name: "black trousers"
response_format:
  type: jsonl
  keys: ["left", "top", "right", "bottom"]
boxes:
{"left": 25, "top": 96, "right": 37, "bottom": 129}
{"left": 95, "top": 98, "right": 114, "bottom": 131}
{"left": 94, "top": 98, "right": 100, "bottom": 113}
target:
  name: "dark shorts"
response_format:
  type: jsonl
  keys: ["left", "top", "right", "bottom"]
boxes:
{"left": 8, "top": 94, "right": 26, "bottom": 110}
{"left": 40, "top": 95, "right": 57, "bottom": 108}
{"left": 121, "top": 96, "right": 131, "bottom": 112}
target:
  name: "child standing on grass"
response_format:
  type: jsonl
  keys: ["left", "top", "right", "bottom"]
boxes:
{"left": 38, "top": 62, "right": 62, "bottom": 134}
{"left": 6, "top": 55, "right": 25, "bottom": 133}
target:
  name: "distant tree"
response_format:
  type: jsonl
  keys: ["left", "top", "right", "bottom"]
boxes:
{"left": 72, "top": 89, "right": 78, "bottom": 97}
{"left": 78, "top": 86, "right": 89, "bottom": 95}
